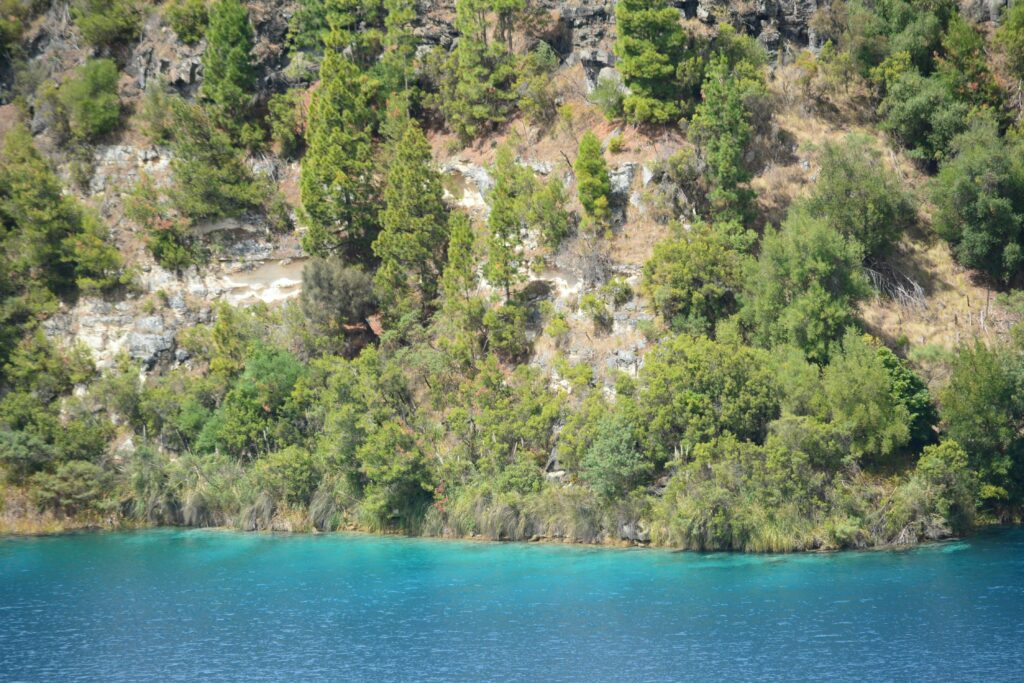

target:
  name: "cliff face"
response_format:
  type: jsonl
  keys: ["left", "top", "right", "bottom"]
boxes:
{"left": 8, "top": 0, "right": 1009, "bottom": 375}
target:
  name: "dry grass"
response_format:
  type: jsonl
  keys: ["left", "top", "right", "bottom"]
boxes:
{"left": 859, "top": 232, "right": 1022, "bottom": 350}
{"left": 757, "top": 65, "right": 1023, "bottom": 355}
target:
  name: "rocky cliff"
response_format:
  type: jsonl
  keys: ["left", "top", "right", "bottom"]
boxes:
{"left": 6, "top": 0, "right": 1012, "bottom": 378}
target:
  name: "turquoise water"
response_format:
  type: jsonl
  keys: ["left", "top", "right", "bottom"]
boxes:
{"left": 2, "top": 529, "right": 1024, "bottom": 682}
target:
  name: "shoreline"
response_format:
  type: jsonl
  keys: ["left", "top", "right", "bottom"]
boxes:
{"left": 2, "top": 516, "right": 1009, "bottom": 554}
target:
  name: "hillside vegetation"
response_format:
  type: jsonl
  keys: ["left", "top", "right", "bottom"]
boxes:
{"left": 2, "top": 0, "right": 1024, "bottom": 550}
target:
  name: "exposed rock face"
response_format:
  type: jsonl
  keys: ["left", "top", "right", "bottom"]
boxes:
{"left": 43, "top": 300, "right": 189, "bottom": 370}
{"left": 690, "top": 0, "right": 822, "bottom": 47}
{"left": 958, "top": 0, "right": 1009, "bottom": 23}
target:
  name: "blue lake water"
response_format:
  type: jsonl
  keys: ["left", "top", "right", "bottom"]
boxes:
{"left": 2, "top": 528, "right": 1024, "bottom": 682}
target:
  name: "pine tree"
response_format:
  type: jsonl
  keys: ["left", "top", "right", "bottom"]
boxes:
{"left": 690, "top": 54, "right": 763, "bottom": 224}
{"left": 435, "top": 0, "right": 519, "bottom": 141}
{"left": 373, "top": 122, "right": 450, "bottom": 319}
{"left": 484, "top": 145, "right": 531, "bottom": 299}
{"left": 0, "top": 125, "right": 80, "bottom": 299}
{"left": 574, "top": 131, "right": 610, "bottom": 222}
{"left": 442, "top": 211, "right": 477, "bottom": 309}
{"left": 379, "top": 0, "right": 417, "bottom": 92}
{"left": 299, "top": 50, "right": 381, "bottom": 257}
{"left": 491, "top": 0, "right": 525, "bottom": 51}
{"left": 167, "top": 99, "right": 263, "bottom": 220}
{"left": 0, "top": 124, "right": 124, "bottom": 375}
{"left": 614, "top": 0, "right": 687, "bottom": 123}
{"left": 201, "top": 0, "right": 255, "bottom": 125}
{"left": 439, "top": 210, "right": 486, "bottom": 364}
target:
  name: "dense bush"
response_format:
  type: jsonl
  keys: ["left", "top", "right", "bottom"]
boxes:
{"left": 878, "top": 70, "right": 968, "bottom": 165}
{"left": 931, "top": 121, "right": 1024, "bottom": 284}
{"left": 805, "top": 135, "right": 914, "bottom": 259}
{"left": 56, "top": 59, "right": 121, "bottom": 142}
{"left": 690, "top": 54, "right": 766, "bottom": 224}
{"left": 72, "top": 0, "right": 142, "bottom": 48}
{"left": 741, "top": 210, "right": 869, "bottom": 363}
{"left": 300, "top": 258, "right": 377, "bottom": 334}
{"left": 643, "top": 222, "right": 748, "bottom": 335}
{"left": 201, "top": 0, "right": 254, "bottom": 126}
{"left": 574, "top": 131, "right": 610, "bottom": 222}
{"left": 613, "top": 0, "right": 689, "bottom": 123}
{"left": 995, "top": 1, "right": 1024, "bottom": 83}
{"left": 0, "top": 124, "right": 125, "bottom": 376}
{"left": 940, "top": 339, "right": 1024, "bottom": 515}
{"left": 630, "top": 334, "right": 780, "bottom": 462}
{"left": 165, "top": 0, "right": 208, "bottom": 44}
{"left": 166, "top": 99, "right": 267, "bottom": 220}
{"left": 266, "top": 89, "right": 306, "bottom": 158}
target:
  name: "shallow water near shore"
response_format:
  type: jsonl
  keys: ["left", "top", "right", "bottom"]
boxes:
{"left": 2, "top": 527, "right": 1023, "bottom": 681}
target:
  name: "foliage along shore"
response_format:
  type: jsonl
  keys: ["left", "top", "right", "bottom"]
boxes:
{"left": 1, "top": 495, "right": 1008, "bottom": 556}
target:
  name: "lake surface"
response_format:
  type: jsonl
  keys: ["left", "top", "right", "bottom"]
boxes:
{"left": 2, "top": 528, "right": 1024, "bottom": 682}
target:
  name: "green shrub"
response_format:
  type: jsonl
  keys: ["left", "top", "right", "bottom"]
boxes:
{"left": 69, "top": 210, "right": 131, "bottom": 293}
{"left": 59, "top": 58, "right": 121, "bottom": 142}
{"left": 741, "top": 209, "right": 869, "bottom": 363}
{"left": 300, "top": 257, "right": 377, "bottom": 333}
{"left": 137, "top": 80, "right": 175, "bottom": 144}
{"left": 166, "top": 99, "right": 266, "bottom": 220}
{"left": 690, "top": 54, "right": 766, "bottom": 224}
{"left": 931, "top": 120, "right": 1024, "bottom": 284}
{"left": 633, "top": 335, "right": 780, "bottom": 462}
{"left": 602, "top": 277, "right": 633, "bottom": 307}
{"left": 0, "top": 430, "right": 54, "bottom": 485}
{"left": 356, "top": 420, "right": 433, "bottom": 530}
{"left": 483, "top": 303, "right": 531, "bottom": 362}
{"left": 644, "top": 222, "right": 747, "bottom": 335}
{"left": 165, "top": 0, "right": 207, "bottom": 43}
{"left": 614, "top": 0, "right": 689, "bottom": 123}
{"left": 267, "top": 89, "right": 305, "bottom": 158}
{"left": 125, "top": 175, "right": 203, "bottom": 270}
{"left": 995, "top": 0, "right": 1024, "bottom": 82}
{"left": 575, "top": 131, "right": 610, "bottom": 221}
{"left": 589, "top": 75, "right": 625, "bottom": 120}
{"left": 805, "top": 134, "right": 914, "bottom": 259}
{"left": 30, "top": 460, "right": 114, "bottom": 518}
{"left": 254, "top": 446, "right": 320, "bottom": 507}
{"left": 72, "top": 0, "right": 141, "bottom": 48}
{"left": 581, "top": 413, "right": 651, "bottom": 499}
{"left": 580, "top": 293, "right": 612, "bottom": 333}
{"left": 878, "top": 71, "right": 969, "bottom": 165}
{"left": 516, "top": 42, "right": 559, "bottom": 125}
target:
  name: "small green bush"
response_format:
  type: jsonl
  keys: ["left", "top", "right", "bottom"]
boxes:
{"left": 267, "top": 89, "right": 305, "bottom": 158}
{"left": 72, "top": 0, "right": 141, "bottom": 48}
{"left": 59, "top": 58, "right": 121, "bottom": 142}
{"left": 137, "top": 80, "right": 175, "bottom": 144}
{"left": 30, "top": 460, "right": 114, "bottom": 518}
{"left": 484, "top": 303, "right": 531, "bottom": 362}
{"left": 601, "top": 277, "right": 633, "bottom": 307}
{"left": 165, "top": 0, "right": 207, "bottom": 44}
{"left": 590, "top": 75, "right": 625, "bottom": 120}
{"left": 580, "top": 293, "right": 612, "bottom": 333}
